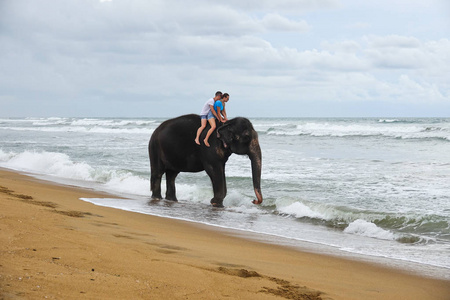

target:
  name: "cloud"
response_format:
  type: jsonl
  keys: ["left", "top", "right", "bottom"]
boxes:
{"left": 396, "top": 75, "right": 448, "bottom": 102}
{"left": 191, "top": 0, "right": 340, "bottom": 12}
{"left": 261, "top": 14, "right": 310, "bottom": 32}
{"left": 346, "top": 22, "right": 370, "bottom": 30}
{"left": 366, "top": 35, "right": 421, "bottom": 48}
{"left": 322, "top": 40, "right": 361, "bottom": 53}
{"left": 0, "top": 0, "right": 449, "bottom": 117}
{"left": 364, "top": 36, "right": 450, "bottom": 72}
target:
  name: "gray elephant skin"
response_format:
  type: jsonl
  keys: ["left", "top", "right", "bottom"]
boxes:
{"left": 148, "top": 114, "right": 263, "bottom": 207}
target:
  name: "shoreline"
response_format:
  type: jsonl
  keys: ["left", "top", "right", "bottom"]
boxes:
{"left": 1, "top": 168, "right": 449, "bottom": 299}
{"left": 80, "top": 196, "right": 450, "bottom": 281}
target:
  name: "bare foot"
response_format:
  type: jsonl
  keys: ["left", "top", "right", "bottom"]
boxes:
{"left": 194, "top": 139, "right": 200, "bottom": 145}
{"left": 204, "top": 139, "right": 210, "bottom": 147}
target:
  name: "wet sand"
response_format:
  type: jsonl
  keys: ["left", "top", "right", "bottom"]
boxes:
{"left": 1, "top": 169, "right": 449, "bottom": 299}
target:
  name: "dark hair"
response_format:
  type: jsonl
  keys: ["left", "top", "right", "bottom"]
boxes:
{"left": 215, "top": 91, "right": 223, "bottom": 97}
{"left": 223, "top": 93, "right": 229, "bottom": 98}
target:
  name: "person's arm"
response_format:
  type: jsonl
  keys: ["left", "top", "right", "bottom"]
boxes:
{"left": 216, "top": 106, "right": 225, "bottom": 123}
{"left": 222, "top": 106, "right": 228, "bottom": 121}
{"left": 209, "top": 104, "right": 221, "bottom": 120}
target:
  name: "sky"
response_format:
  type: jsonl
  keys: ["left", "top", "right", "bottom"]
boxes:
{"left": 1, "top": 0, "right": 449, "bottom": 118}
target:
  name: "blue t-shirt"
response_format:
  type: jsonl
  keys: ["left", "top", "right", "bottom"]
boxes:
{"left": 214, "top": 100, "right": 224, "bottom": 113}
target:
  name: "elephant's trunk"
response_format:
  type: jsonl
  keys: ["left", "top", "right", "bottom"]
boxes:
{"left": 249, "top": 136, "right": 263, "bottom": 205}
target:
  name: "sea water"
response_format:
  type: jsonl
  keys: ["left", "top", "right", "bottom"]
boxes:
{"left": 1, "top": 117, "right": 449, "bottom": 279}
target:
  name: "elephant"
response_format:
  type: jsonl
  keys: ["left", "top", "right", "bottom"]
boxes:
{"left": 148, "top": 114, "right": 263, "bottom": 207}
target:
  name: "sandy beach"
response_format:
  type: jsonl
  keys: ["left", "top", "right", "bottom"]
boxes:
{"left": 0, "top": 169, "right": 449, "bottom": 300}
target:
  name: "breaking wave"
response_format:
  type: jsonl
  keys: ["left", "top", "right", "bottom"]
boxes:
{"left": 274, "top": 199, "right": 448, "bottom": 244}
{"left": 255, "top": 119, "right": 450, "bottom": 141}
{"left": 0, "top": 117, "right": 158, "bottom": 135}
{"left": 2, "top": 126, "right": 154, "bottom": 135}
{"left": 0, "top": 149, "right": 150, "bottom": 196}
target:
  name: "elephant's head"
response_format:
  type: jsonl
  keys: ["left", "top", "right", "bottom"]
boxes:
{"left": 217, "top": 117, "right": 263, "bottom": 205}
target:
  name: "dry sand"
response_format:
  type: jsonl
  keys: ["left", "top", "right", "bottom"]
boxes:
{"left": 1, "top": 169, "right": 449, "bottom": 300}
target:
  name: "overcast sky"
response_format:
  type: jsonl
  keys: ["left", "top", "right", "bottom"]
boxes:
{"left": 1, "top": 0, "right": 449, "bottom": 118}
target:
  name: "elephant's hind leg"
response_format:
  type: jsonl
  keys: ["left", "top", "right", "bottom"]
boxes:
{"left": 165, "top": 170, "right": 179, "bottom": 201}
{"left": 151, "top": 168, "right": 164, "bottom": 199}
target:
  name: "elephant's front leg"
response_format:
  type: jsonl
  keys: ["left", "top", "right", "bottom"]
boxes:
{"left": 204, "top": 164, "right": 227, "bottom": 207}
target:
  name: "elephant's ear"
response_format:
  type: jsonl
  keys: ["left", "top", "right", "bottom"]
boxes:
{"left": 220, "top": 123, "right": 231, "bottom": 131}
{"left": 218, "top": 123, "right": 232, "bottom": 136}
{"left": 241, "top": 130, "right": 251, "bottom": 143}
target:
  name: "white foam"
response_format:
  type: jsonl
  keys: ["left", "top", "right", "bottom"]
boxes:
{"left": 32, "top": 119, "right": 68, "bottom": 126}
{"left": 0, "top": 149, "right": 12, "bottom": 162}
{"left": 344, "top": 219, "right": 396, "bottom": 240}
{"left": 0, "top": 150, "right": 94, "bottom": 180}
{"left": 0, "top": 150, "right": 151, "bottom": 197}
{"left": 379, "top": 119, "right": 400, "bottom": 123}
{"left": 70, "top": 119, "right": 155, "bottom": 127}
{"left": 103, "top": 171, "right": 150, "bottom": 196}
{"left": 228, "top": 205, "right": 262, "bottom": 214}
{"left": 2, "top": 126, "right": 154, "bottom": 135}
{"left": 263, "top": 121, "right": 450, "bottom": 140}
{"left": 278, "top": 201, "right": 329, "bottom": 220}
{"left": 223, "top": 190, "right": 254, "bottom": 207}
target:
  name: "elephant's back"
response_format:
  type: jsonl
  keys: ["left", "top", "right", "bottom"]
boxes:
{"left": 153, "top": 114, "right": 199, "bottom": 137}
{"left": 149, "top": 114, "right": 201, "bottom": 170}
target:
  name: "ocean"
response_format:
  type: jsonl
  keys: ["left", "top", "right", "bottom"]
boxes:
{"left": 1, "top": 117, "right": 449, "bottom": 279}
